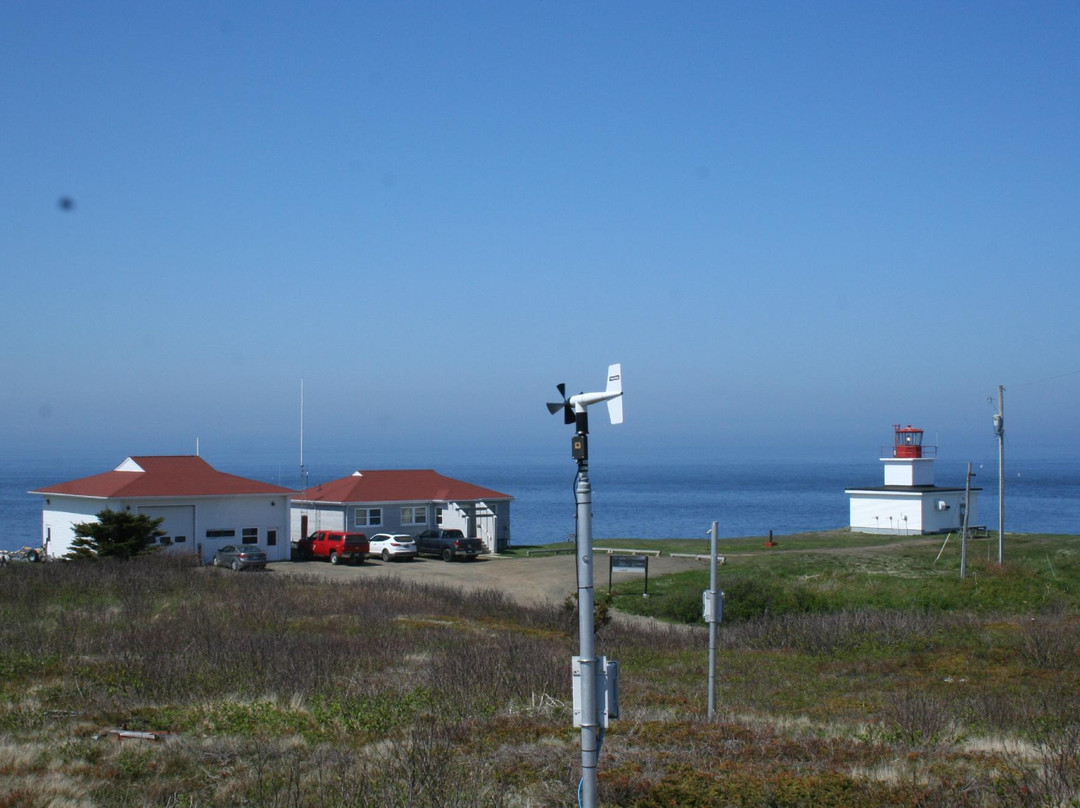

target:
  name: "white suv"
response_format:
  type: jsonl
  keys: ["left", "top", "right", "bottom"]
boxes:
{"left": 367, "top": 533, "right": 418, "bottom": 562}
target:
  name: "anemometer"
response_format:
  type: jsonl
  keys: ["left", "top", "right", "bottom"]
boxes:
{"left": 547, "top": 363, "right": 623, "bottom": 808}
{"left": 548, "top": 364, "right": 623, "bottom": 460}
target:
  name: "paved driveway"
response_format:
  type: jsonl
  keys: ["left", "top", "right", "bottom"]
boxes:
{"left": 267, "top": 551, "right": 709, "bottom": 608}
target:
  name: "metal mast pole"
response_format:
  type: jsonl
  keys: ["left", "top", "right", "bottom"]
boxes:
{"left": 300, "top": 378, "right": 309, "bottom": 491}
{"left": 707, "top": 521, "right": 718, "bottom": 720}
{"left": 574, "top": 415, "right": 599, "bottom": 808}
{"left": 546, "top": 363, "right": 622, "bottom": 808}
{"left": 960, "top": 461, "right": 973, "bottom": 579}
{"left": 995, "top": 385, "right": 1005, "bottom": 564}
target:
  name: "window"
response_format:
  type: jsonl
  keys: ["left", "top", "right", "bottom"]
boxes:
{"left": 266, "top": 530, "right": 277, "bottom": 546}
{"left": 353, "top": 508, "right": 382, "bottom": 528}
{"left": 206, "top": 529, "right": 235, "bottom": 538}
{"left": 242, "top": 528, "right": 258, "bottom": 544}
{"left": 174, "top": 535, "right": 187, "bottom": 543}
{"left": 436, "top": 507, "right": 444, "bottom": 525}
{"left": 401, "top": 506, "right": 427, "bottom": 526}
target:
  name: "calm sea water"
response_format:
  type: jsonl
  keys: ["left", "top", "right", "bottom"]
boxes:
{"left": 2, "top": 455, "right": 1078, "bottom": 552}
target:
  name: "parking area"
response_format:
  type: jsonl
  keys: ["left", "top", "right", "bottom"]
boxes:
{"left": 266, "top": 552, "right": 707, "bottom": 608}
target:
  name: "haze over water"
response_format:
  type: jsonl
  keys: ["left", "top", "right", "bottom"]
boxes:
{"left": 4, "top": 453, "right": 1078, "bottom": 552}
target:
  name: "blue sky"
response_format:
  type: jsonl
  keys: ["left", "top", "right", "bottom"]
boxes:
{"left": 2, "top": 1, "right": 1079, "bottom": 470}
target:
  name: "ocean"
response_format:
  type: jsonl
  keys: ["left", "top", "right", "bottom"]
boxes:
{"left": 3, "top": 453, "right": 1079, "bottom": 552}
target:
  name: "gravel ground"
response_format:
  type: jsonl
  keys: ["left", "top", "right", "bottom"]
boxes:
{"left": 266, "top": 550, "right": 709, "bottom": 608}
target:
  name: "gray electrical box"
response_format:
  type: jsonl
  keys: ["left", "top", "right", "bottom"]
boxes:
{"left": 572, "top": 656, "right": 620, "bottom": 728}
{"left": 702, "top": 590, "right": 724, "bottom": 624}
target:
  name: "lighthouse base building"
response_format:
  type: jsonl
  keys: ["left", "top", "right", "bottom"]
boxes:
{"left": 845, "top": 426, "right": 979, "bottom": 536}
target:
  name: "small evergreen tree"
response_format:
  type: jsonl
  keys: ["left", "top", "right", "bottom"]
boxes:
{"left": 66, "top": 509, "right": 166, "bottom": 560}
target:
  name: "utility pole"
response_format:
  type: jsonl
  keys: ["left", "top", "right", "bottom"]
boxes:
{"left": 706, "top": 521, "right": 721, "bottom": 719}
{"left": 994, "top": 385, "right": 1005, "bottom": 564}
{"left": 960, "top": 461, "right": 974, "bottom": 579}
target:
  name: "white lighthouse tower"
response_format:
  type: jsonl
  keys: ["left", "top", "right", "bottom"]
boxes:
{"left": 846, "top": 425, "right": 979, "bottom": 535}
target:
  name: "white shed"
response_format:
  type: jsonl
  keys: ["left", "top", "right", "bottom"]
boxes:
{"left": 845, "top": 426, "right": 979, "bottom": 535}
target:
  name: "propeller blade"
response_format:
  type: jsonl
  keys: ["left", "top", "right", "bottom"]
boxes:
{"left": 556, "top": 382, "right": 566, "bottom": 398}
{"left": 546, "top": 402, "right": 564, "bottom": 415}
{"left": 564, "top": 403, "right": 575, "bottom": 424}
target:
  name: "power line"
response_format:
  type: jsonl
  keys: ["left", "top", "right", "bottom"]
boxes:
{"left": 1009, "top": 369, "right": 1080, "bottom": 388}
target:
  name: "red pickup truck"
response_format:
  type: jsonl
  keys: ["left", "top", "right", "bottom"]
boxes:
{"left": 295, "top": 531, "right": 369, "bottom": 565}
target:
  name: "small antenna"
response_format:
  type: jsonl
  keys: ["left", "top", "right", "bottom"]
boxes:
{"left": 995, "top": 384, "right": 1005, "bottom": 564}
{"left": 299, "top": 379, "right": 309, "bottom": 491}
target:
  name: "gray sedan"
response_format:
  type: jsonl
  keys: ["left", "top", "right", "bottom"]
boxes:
{"left": 212, "top": 545, "right": 267, "bottom": 571}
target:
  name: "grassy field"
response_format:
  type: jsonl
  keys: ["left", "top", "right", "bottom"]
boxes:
{"left": 1, "top": 531, "right": 1079, "bottom": 807}
{"left": 599, "top": 530, "right": 1080, "bottom": 621}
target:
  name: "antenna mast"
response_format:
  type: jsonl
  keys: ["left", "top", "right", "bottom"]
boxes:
{"left": 300, "top": 379, "right": 309, "bottom": 492}
{"left": 994, "top": 385, "right": 1005, "bottom": 563}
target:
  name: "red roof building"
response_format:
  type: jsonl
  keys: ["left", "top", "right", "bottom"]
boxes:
{"left": 35, "top": 456, "right": 293, "bottom": 499}
{"left": 292, "top": 470, "right": 512, "bottom": 552}
{"left": 33, "top": 456, "right": 293, "bottom": 562}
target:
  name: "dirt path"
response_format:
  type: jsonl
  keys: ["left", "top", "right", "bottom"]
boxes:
{"left": 267, "top": 536, "right": 941, "bottom": 609}
{"left": 731, "top": 535, "right": 942, "bottom": 557}
{"left": 267, "top": 551, "right": 710, "bottom": 608}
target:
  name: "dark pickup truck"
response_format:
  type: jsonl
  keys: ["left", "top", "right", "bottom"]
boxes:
{"left": 414, "top": 529, "right": 484, "bottom": 562}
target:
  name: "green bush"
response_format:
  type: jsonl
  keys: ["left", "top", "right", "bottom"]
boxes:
{"left": 720, "top": 576, "right": 826, "bottom": 622}
{"left": 655, "top": 586, "right": 705, "bottom": 624}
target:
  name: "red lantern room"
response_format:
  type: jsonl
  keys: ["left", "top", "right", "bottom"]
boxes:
{"left": 893, "top": 425, "right": 923, "bottom": 458}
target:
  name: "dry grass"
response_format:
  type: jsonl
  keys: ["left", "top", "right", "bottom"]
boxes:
{"left": 1, "top": 548, "right": 1079, "bottom": 806}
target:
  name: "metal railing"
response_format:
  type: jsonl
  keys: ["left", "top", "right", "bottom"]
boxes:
{"left": 881, "top": 444, "right": 938, "bottom": 457}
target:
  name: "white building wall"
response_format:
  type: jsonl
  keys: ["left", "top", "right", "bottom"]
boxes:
{"left": 137, "top": 504, "right": 195, "bottom": 552}
{"left": 482, "top": 500, "right": 511, "bottom": 552}
{"left": 184, "top": 495, "right": 291, "bottom": 563}
{"left": 848, "top": 492, "right": 925, "bottom": 534}
{"left": 952, "top": 492, "right": 980, "bottom": 533}
{"left": 40, "top": 496, "right": 106, "bottom": 558}
{"left": 920, "top": 492, "right": 967, "bottom": 534}
{"left": 849, "top": 489, "right": 977, "bottom": 535}
{"left": 290, "top": 504, "right": 346, "bottom": 540}
{"left": 41, "top": 494, "right": 291, "bottom": 562}
{"left": 882, "top": 459, "right": 936, "bottom": 486}
{"left": 965, "top": 492, "right": 980, "bottom": 530}
{"left": 438, "top": 504, "right": 469, "bottom": 533}
{"left": 433, "top": 500, "right": 512, "bottom": 552}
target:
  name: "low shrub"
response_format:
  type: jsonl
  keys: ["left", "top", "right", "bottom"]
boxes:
{"left": 720, "top": 575, "right": 828, "bottom": 622}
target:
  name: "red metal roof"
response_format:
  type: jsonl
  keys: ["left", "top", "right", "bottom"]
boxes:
{"left": 32, "top": 456, "right": 293, "bottom": 499}
{"left": 295, "top": 469, "right": 512, "bottom": 505}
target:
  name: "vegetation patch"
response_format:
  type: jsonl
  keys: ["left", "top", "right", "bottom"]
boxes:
{"left": 1, "top": 535, "right": 1079, "bottom": 805}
